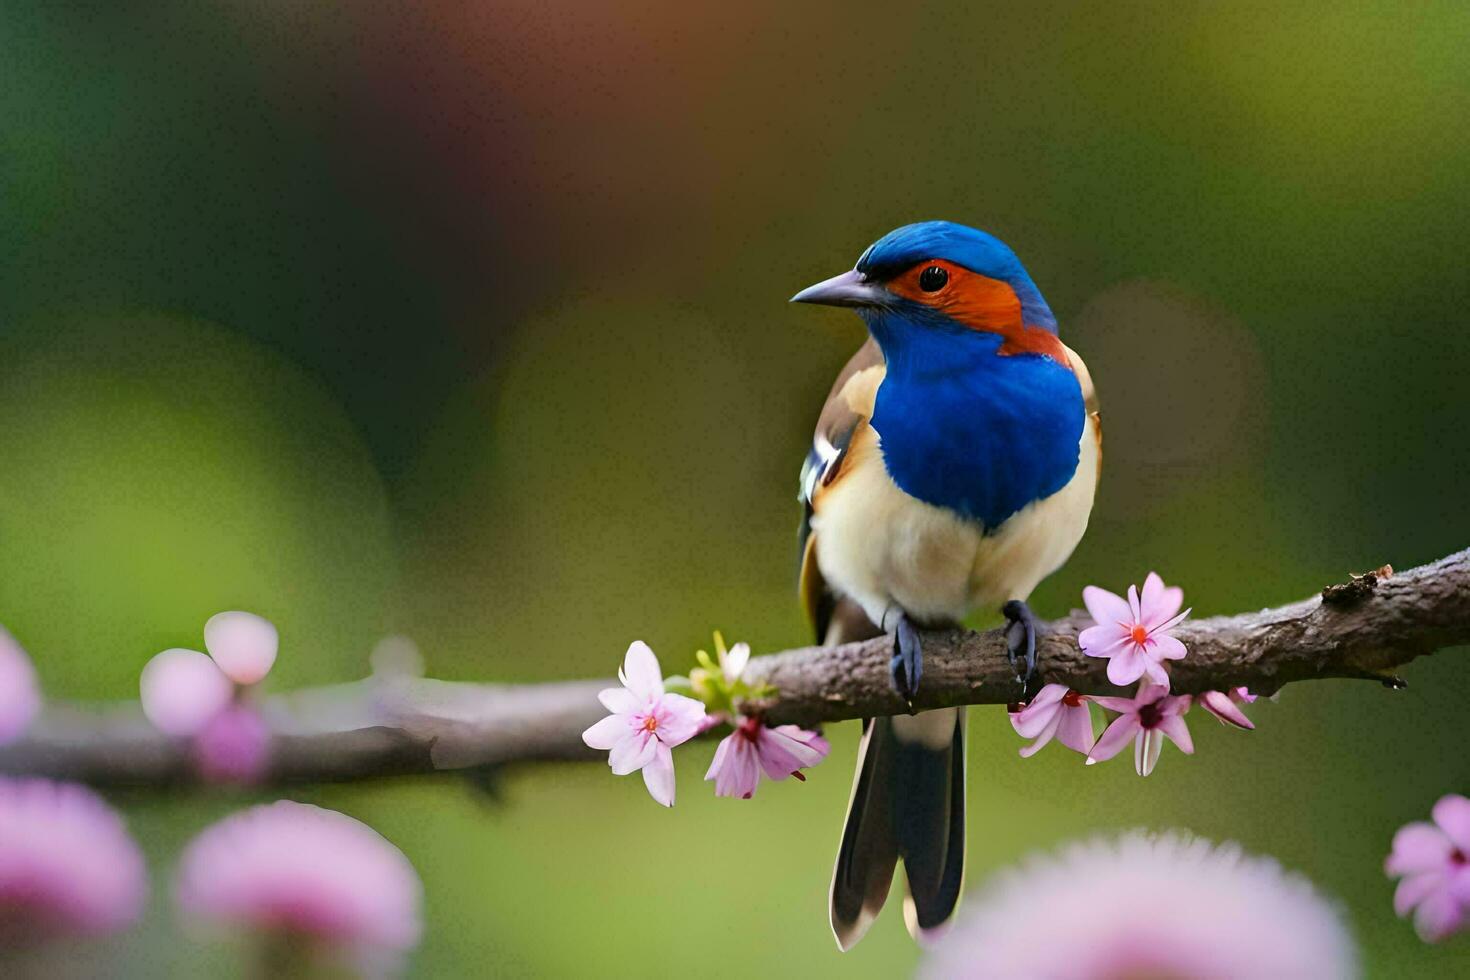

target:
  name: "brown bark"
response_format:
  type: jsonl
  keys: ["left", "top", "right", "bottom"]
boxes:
{"left": 1, "top": 549, "right": 1465, "bottom": 789}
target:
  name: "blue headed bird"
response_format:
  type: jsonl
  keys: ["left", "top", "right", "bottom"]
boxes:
{"left": 791, "top": 221, "right": 1102, "bottom": 949}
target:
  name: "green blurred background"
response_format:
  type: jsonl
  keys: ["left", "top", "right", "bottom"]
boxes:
{"left": 3, "top": 2, "right": 1468, "bottom": 976}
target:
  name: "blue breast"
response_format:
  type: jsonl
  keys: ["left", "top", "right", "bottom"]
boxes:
{"left": 867, "top": 320, "right": 1083, "bottom": 530}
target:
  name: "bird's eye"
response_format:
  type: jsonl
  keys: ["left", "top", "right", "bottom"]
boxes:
{"left": 918, "top": 265, "right": 948, "bottom": 292}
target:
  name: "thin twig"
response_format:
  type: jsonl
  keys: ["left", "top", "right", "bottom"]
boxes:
{"left": 2, "top": 549, "right": 1466, "bottom": 788}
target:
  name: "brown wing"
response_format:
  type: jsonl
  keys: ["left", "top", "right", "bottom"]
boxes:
{"left": 798, "top": 338, "right": 886, "bottom": 643}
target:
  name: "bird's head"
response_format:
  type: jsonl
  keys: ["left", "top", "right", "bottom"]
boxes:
{"left": 791, "top": 221, "right": 1062, "bottom": 362}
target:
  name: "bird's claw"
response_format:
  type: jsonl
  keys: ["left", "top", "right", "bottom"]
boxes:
{"left": 1003, "top": 599, "right": 1039, "bottom": 694}
{"left": 889, "top": 614, "right": 923, "bottom": 707}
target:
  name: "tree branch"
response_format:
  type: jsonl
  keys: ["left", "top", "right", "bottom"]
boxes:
{"left": 2, "top": 549, "right": 1467, "bottom": 789}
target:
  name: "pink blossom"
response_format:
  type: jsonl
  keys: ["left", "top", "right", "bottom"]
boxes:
{"left": 1079, "top": 572, "right": 1190, "bottom": 689}
{"left": 139, "top": 613, "right": 279, "bottom": 782}
{"left": 1008, "top": 684, "right": 1095, "bottom": 758}
{"left": 1087, "top": 682, "right": 1193, "bottom": 776}
{"left": 176, "top": 801, "right": 422, "bottom": 974}
{"left": 0, "top": 627, "right": 40, "bottom": 745}
{"left": 203, "top": 611, "right": 279, "bottom": 686}
{"left": 705, "top": 716, "right": 830, "bottom": 799}
{"left": 1385, "top": 794, "right": 1470, "bottom": 942}
{"left": 919, "top": 831, "right": 1356, "bottom": 979}
{"left": 1197, "top": 687, "right": 1257, "bottom": 730}
{"left": 0, "top": 777, "right": 147, "bottom": 938}
{"left": 193, "top": 703, "right": 271, "bottom": 784}
{"left": 140, "top": 649, "right": 235, "bottom": 737}
{"left": 582, "top": 641, "right": 708, "bottom": 806}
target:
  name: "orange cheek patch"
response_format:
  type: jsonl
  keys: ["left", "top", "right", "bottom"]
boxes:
{"left": 997, "top": 324, "right": 1069, "bottom": 362}
{"left": 886, "top": 260, "right": 1067, "bottom": 363}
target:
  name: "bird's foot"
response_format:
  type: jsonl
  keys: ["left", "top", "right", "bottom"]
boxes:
{"left": 1003, "top": 600, "right": 1040, "bottom": 693}
{"left": 889, "top": 613, "right": 923, "bottom": 706}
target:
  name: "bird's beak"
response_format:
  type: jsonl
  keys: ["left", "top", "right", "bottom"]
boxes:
{"left": 790, "top": 269, "right": 887, "bottom": 308}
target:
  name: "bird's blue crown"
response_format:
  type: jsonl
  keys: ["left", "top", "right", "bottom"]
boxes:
{"left": 857, "top": 221, "right": 1056, "bottom": 331}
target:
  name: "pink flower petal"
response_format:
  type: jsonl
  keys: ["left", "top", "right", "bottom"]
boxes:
{"left": 1135, "top": 728, "right": 1162, "bottom": 776}
{"left": 1432, "top": 795, "right": 1470, "bottom": 854}
{"left": 641, "top": 742, "right": 676, "bottom": 806}
{"left": 1142, "top": 660, "right": 1172, "bottom": 689}
{"left": 617, "top": 641, "right": 664, "bottom": 702}
{"left": 609, "top": 730, "right": 656, "bottom": 775}
{"left": 1077, "top": 625, "right": 1129, "bottom": 659}
{"left": 1451, "top": 868, "right": 1470, "bottom": 905}
{"left": 1137, "top": 681, "right": 1172, "bottom": 703}
{"left": 1154, "top": 608, "right": 1192, "bottom": 635}
{"left": 755, "top": 730, "right": 809, "bottom": 779}
{"left": 705, "top": 732, "right": 732, "bottom": 780}
{"left": 761, "top": 725, "right": 829, "bottom": 770}
{"left": 1414, "top": 887, "right": 1465, "bottom": 943}
{"left": 1157, "top": 715, "right": 1194, "bottom": 755}
{"left": 650, "top": 693, "right": 707, "bottom": 747}
{"left": 708, "top": 734, "right": 761, "bottom": 799}
{"left": 139, "top": 649, "right": 234, "bottom": 737}
{"left": 1149, "top": 633, "right": 1188, "bottom": 663}
{"left": 193, "top": 703, "right": 271, "bottom": 784}
{"left": 1017, "top": 710, "right": 1062, "bottom": 759}
{"left": 1106, "top": 647, "right": 1148, "bottom": 686}
{"left": 1056, "top": 703, "right": 1096, "bottom": 755}
{"left": 1087, "top": 715, "right": 1140, "bottom": 764}
{"left": 1126, "top": 584, "right": 1142, "bottom": 623}
{"left": 1394, "top": 871, "right": 1444, "bottom": 917}
{"left": 1088, "top": 695, "right": 1139, "bottom": 714}
{"left": 1082, "top": 586, "right": 1131, "bottom": 628}
{"left": 1010, "top": 704, "right": 1056, "bottom": 740}
{"left": 1199, "top": 691, "right": 1254, "bottom": 730}
{"left": 1159, "top": 694, "right": 1191, "bottom": 718}
{"left": 598, "top": 687, "right": 639, "bottom": 714}
{"left": 1011, "top": 687, "right": 1065, "bottom": 739}
{"left": 582, "top": 714, "right": 630, "bottom": 750}
{"left": 0, "top": 628, "right": 41, "bottom": 745}
{"left": 1139, "top": 573, "right": 1185, "bottom": 630}
{"left": 203, "top": 612, "right": 278, "bottom": 687}
{"left": 1386, "top": 823, "right": 1452, "bottom": 876}
{"left": 1023, "top": 683, "right": 1069, "bottom": 710}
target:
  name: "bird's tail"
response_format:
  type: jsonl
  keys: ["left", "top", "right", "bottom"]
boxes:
{"left": 826, "top": 621, "right": 966, "bottom": 951}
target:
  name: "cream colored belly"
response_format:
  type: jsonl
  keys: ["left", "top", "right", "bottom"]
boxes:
{"left": 812, "top": 414, "right": 1099, "bottom": 628}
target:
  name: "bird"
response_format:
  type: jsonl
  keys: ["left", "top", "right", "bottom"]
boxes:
{"left": 790, "top": 220, "right": 1101, "bottom": 950}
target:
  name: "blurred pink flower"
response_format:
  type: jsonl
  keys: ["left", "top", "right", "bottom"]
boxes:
{"left": 705, "top": 716, "right": 829, "bottom": 799}
{"left": 140, "top": 649, "right": 235, "bottom": 737}
{"left": 1197, "top": 687, "right": 1257, "bottom": 730}
{"left": 1008, "top": 684, "right": 1095, "bottom": 758}
{"left": 582, "top": 641, "right": 707, "bottom": 807}
{"left": 0, "top": 777, "right": 147, "bottom": 939}
{"left": 1079, "top": 572, "right": 1190, "bottom": 688}
{"left": 139, "top": 612, "right": 279, "bottom": 783}
{"left": 194, "top": 703, "right": 271, "bottom": 784}
{"left": 919, "top": 831, "right": 1356, "bottom": 979}
{"left": 176, "top": 801, "right": 422, "bottom": 974}
{"left": 0, "top": 627, "right": 41, "bottom": 745}
{"left": 1385, "top": 794, "right": 1470, "bottom": 943}
{"left": 203, "top": 611, "right": 278, "bottom": 686}
{"left": 1087, "top": 682, "right": 1193, "bottom": 776}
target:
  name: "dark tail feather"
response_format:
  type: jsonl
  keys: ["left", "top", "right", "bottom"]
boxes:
{"left": 896, "top": 708, "right": 966, "bottom": 942}
{"left": 830, "top": 708, "right": 966, "bottom": 950}
{"left": 830, "top": 716, "right": 901, "bottom": 950}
